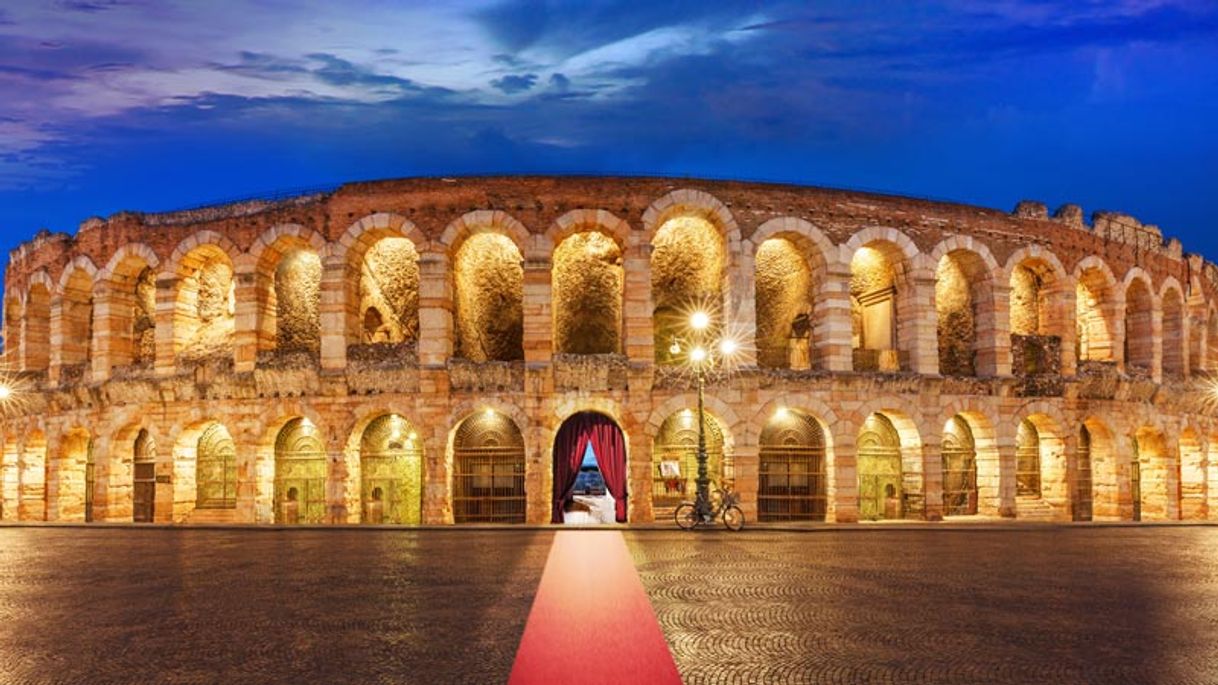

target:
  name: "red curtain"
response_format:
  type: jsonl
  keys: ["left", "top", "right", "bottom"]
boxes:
{"left": 551, "top": 412, "right": 628, "bottom": 523}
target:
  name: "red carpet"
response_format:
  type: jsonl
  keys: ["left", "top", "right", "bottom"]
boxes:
{"left": 508, "top": 531, "right": 682, "bottom": 684}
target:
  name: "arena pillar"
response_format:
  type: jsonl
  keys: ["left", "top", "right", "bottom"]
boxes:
{"left": 416, "top": 251, "right": 453, "bottom": 367}
{"left": 986, "top": 281, "right": 1012, "bottom": 376}
{"left": 819, "top": 260, "right": 854, "bottom": 372}
{"left": 318, "top": 254, "right": 347, "bottom": 371}
{"left": 996, "top": 426, "right": 1017, "bottom": 518}
{"left": 232, "top": 262, "right": 258, "bottom": 373}
{"left": 909, "top": 272, "right": 940, "bottom": 375}
{"left": 730, "top": 249, "right": 758, "bottom": 368}
{"left": 154, "top": 275, "right": 178, "bottom": 376}
{"left": 47, "top": 295, "right": 65, "bottom": 385}
{"left": 90, "top": 284, "right": 115, "bottom": 382}
{"left": 522, "top": 248, "right": 553, "bottom": 365}
{"left": 922, "top": 437, "right": 945, "bottom": 521}
{"left": 830, "top": 438, "right": 859, "bottom": 523}
{"left": 1150, "top": 304, "right": 1164, "bottom": 384}
{"left": 622, "top": 242, "right": 654, "bottom": 364}
{"left": 628, "top": 430, "right": 653, "bottom": 523}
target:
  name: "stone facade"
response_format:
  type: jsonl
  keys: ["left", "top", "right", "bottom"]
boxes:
{"left": 1, "top": 176, "right": 1216, "bottom": 525}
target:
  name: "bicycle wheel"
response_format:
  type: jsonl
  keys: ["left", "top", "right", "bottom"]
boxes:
{"left": 675, "top": 503, "right": 698, "bottom": 530}
{"left": 722, "top": 505, "right": 744, "bottom": 531}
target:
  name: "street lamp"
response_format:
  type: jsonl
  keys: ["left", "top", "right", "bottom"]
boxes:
{"left": 671, "top": 310, "right": 738, "bottom": 523}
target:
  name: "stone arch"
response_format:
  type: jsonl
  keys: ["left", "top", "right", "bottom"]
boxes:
{"left": 845, "top": 228, "right": 922, "bottom": 372}
{"left": 755, "top": 405, "right": 832, "bottom": 522}
{"left": 171, "top": 419, "right": 240, "bottom": 523}
{"left": 1005, "top": 246, "right": 1071, "bottom": 375}
{"left": 935, "top": 400, "right": 1001, "bottom": 517}
{"left": 109, "top": 419, "right": 161, "bottom": 522}
{"left": 337, "top": 213, "right": 427, "bottom": 348}
{"left": 1080, "top": 416, "right": 1119, "bottom": 520}
{"left": 1133, "top": 425, "right": 1174, "bottom": 521}
{"left": 251, "top": 225, "right": 326, "bottom": 354}
{"left": 855, "top": 406, "right": 923, "bottom": 520}
{"left": 57, "top": 257, "right": 98, "bottom": 368}
{"left": 648, "top": 406, "right": 735, "bottom": 520}
{"left": 1178, "top": 427, "right": 1206, "bottom": 521}
{"left": 451, "top": 229, "right": 524, "bottom": 361}
{"left": 641, "top": 188, "right": 741, "bottom": 246}
{"left": 1122, "top": 269, "right": 1156, "bottom": 373}
{"left": 18, "top": 427, "right": 48, "bottom": 520}
{"left": 342, "top": 410, "right": 425, "bottom": 525}
{"left": 929, "top": 239, "right": 999, "bottom": 376}
{"left": 22, "top": 272, "right": 53, "bottom": 372}
{"left": 645, "top": 393, "right": 744, "bottom": 449}
{"left": 50, "top": 425, "right": 92, "bottom": 522}
{"left": 544, "top": 209, "right": 632, "bottom": 254}
{"left": 1074, "top": 256, "right": 1118, "bottom": 364}
{"left": 551, "top": 220, "right": 624, "bottom": 355}
{"left": 101, "top": 244, "right": 159, "bottom": 369}
{"left": 751, "top": 218, "right": 834, "bottom": 370}
{"left": 447, "top": 406, "right": 528, "bottom": 524}
{"left": 549, "top": 409, "right": 630, "bottom": 524}
{"left": 173, "top": 241, "right": 237, "bottom": 362}
{"left": 1015, "top": 411, "right": 1068, "bottom": 520}
{"left": 1159, "top": 278, "right": 1186, "bottom": 378}
{"left": 649, "top": 201, "right": 732, "bottom": 363}
{"left": 269, "top": 416, "right": 328, "bottom": 524}
{"left": 439, "top": 210, "right": 531, "bottom": 256}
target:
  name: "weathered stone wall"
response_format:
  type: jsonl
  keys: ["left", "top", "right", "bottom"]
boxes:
{"left": 553, "top": 232, "right": 621, "bottom": 355}
{"left": 1, "top": 176, "right": 1216, "bottom": 528}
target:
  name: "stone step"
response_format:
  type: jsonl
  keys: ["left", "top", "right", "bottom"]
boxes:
{"left": 1016, "top": 497, "right": 1058, "bottom": 521}
{"left": 184, "top": 508, "right": 238, "bottom": 524}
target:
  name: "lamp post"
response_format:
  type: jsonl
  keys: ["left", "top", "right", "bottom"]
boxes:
{"left": 675, "top": 310, "right": 737, "bottom": 523}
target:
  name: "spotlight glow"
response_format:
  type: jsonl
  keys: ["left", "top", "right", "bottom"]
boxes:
{"left": 719, "top": 338, "right": 738, "bottom": 356}
{"left": 690, "top": 346, "right": 707, "bottom": 363}
{"left": 690, "top": 311, "right": 710, "bottom": 331}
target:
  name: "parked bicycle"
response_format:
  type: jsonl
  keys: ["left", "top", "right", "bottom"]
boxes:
{"left": 675, "top": 485, "right": 744, "bottom": 531}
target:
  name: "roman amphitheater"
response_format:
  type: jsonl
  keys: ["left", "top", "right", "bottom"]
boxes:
{"left": 0, "top": 176, "right": 1215, "bottom": 527}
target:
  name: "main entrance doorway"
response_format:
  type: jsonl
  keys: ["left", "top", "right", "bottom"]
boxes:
{"left": 551, "top": 412, "right": 627, "bottom": 524}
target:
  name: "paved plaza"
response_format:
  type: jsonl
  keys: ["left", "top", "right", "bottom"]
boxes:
{"left": 0, "top": 526, "right": 1216, "bottom": 684}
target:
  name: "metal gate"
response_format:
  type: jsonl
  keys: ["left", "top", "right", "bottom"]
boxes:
{"left": 84, "top": 439, "right": 95, "bottom": 522}
{"left": 452, "top": 412, "right": 525, "bottom": 523}
{"left": 941, "top": 416, "right": 977, "bottom": 516}
{"left": 275, "top": 418, "right": 328, "bottom": 524}
{"left": 758, "top": 411, "right": 826, "bottom": 521}
{"left": 651, "top": 412, "right": 726, "bottom": 519}
{"left": 360, "top": 414, "right": 423, "bottom": 524}
{"left": 858, "top": 414, "right": 902, "bottom": 520}
{"left": 132, "top": 429, "right": 156, "bottom": 523}
{"left": 1130, "top": 457, "right": 1142, "bottom": 522}
{"left": 1016, "top": 419, "right": 1042, "bottom": 496}
{"left": 1074, "top": 425, "right": 1093, "bottom": 521}
{"left": 196, "top": 423, "right": 237, "bottom": 509}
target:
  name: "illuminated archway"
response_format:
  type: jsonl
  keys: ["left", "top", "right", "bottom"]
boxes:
{"left": 451, "top": 410, "right": 526, "bottom": 523}
{"left": 754, "top": 238, "right": 814, "bottom": 369}
{"left": 651, "top": 409, "right": 729, "bottom": 519}
{"left": 274, "top": 417, "right": 327, "bottom": 524}
{"left": 758, "top": 409, "right": 827, "bottom": 521}
{"left": 651, "top": 215, "right": 726, "bottom": 363}
{"left": 359, "top": 413, "right": 423, "bottom": 524}
{"left": 453, "top": 233, "right": 524, "bottom": 362}
{"left": 553, "top": 232, "right": 623, "bottom": 355}
{"left": 174, "top": 244, "right": 235, "bottom": 361}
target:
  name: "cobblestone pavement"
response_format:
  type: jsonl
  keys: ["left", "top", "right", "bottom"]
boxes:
{"left": 1, "top": 527, "right": 1217, "bottom": 684}
{"left": 625, "top": 528, "right": 1218, "bottom": 685}
{"left": 0, "top": 528, "right": 553, "bottom": 685}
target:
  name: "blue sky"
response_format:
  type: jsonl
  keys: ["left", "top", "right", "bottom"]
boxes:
{"left": 1, "top": 1, "right": 1216, "bottom": 258}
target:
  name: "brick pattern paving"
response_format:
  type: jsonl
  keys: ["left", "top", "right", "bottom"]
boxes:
{"left": 626, "top": 528, "right": 1218, "bottom": 685}
{"left": 0, "top": 529, "right": 552, "bottom": 685}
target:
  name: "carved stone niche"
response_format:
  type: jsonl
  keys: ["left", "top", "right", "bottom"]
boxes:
{"left": 447, "top": 358, "right": 524, "bottom": 392}
{"left": 553, "top": 353, "right": 628, "bottom": 392}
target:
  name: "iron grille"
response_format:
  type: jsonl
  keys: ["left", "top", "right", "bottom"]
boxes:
{"left": 651, "top": 412, "right": 727, "bottom": 514}
{"left": 941, "top": 417, "right": 977, "bottom": 516}
{"left": 132, "top": 429, "right": 156, "bottom": 523}
{"left": 1074, "top": 426, "right": 1093, "bottom": 521}
{"left": 758, "top": 411, "right": 826, "bottom": 522}
{"left": 1016, "top": 420, "right": 1042, "bottom": 496}
{"left": 452, "top": 413, "right": 526, "bottom": 524}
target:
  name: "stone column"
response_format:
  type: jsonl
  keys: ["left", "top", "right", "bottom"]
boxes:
{"left": 1150, "top": 305, "right": 1164, "bottom": 384}
{"left": 732, "top": 444, "right": 759, "bottom": 522}
{"left": 984, "top": 282, "right": 1012, "bottom": 376}
{"left": 416, "top": 251, "right": 452, "bottom": 368}
{"left": 522, "top": 245, "right": 553, "bottom": 365}
{"left": 154, "top": 275, "right": 178, "bottom": 376}
{"left": 318, "top": 254, "right": 347, "bottom": 372}
{"left": 922, "top": 437, "right": 944, "bottom": 521}
{"left": 622, "top": 241, "right": 654, "bottom": 363}
{"left": 819, "top": 258, "right": 854, "bottom": 372}
{"left": 729, "top": 246, "right": 758, "bottom": 368}
{"left": 47, "top": 295, "right": 64, "bottom": 385}
{"left": 831, "top": 428, "right": 859, "bottom": 523}
{"left": 1058, "top": 283, "right": 1078, "bottom": 376}
{"left": 90, "top": 284, "right": 115, "bottom": 382}
{"left": 628, "top": 430, "right": 654, "bottom": 523}
{"left": 326, "top": 438, "right": 349, "bottom": 524}
{"left": 997, "top": 426, "right": 1017, "bottom": 518}
{"left": 232, "top": 258, "right": 258, "bottom": 373}
{"left": 907, "top": 271, "right": 940, "bottom": 375}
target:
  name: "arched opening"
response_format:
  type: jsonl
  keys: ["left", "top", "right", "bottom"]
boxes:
{"left": 552, "top": 411, "right": 628, "bottom": 524}
{"left": 755, "top": 238, "right": 815, "bottom": 370}
{"left": 1178, "top": 429, "right": 1206, "bottom": 521}
{"left": 453, "top": 233, "right": 524, "bottom": 362}
{"left": 60, "top": 269, "right": 94, "bottom": 368}
{"left": 1133, "top": 427, "right": 1172, "bottom": 521}
{"left": 359, "top": 413, "right": 423, "bottom": 525}
{"left": 1016, "top": 419, "right": 1042, "bottom": 498}
{"left": 651, "top": 215, "right": 725, "bottom": 363}
{"left": 174, "top": 245, "right": 235, "bottom": 362}
{"left": 553, "top": 232, "right": 623, "bottom": 355}
{"left": 19, "top": 430, "right": 47, "bottom": 520}
{"left": 935, "top": 250, "right": 993, "bottom": 376}
{"left": 55, "top": 427, "right": 91, "bottom": 522}
{"left": 1009, "top": 259, "right": 1065, "bottom": 376}
{"left": 1124, "top": 279, "right": 1154, "bottom": 373}
{"left": 274, "top": 418, "right": 327, "bottom": 524}
{"left": 258, "top": 245, "right": 322, "bottom": 355}
{"left": 106, "top": 257, "right": 156, "bottom": 369}
{"left": 1076, "top": 268, "right": 1116, "bottom": 363}
{"left": 941, "top": 415, "right": 978, "bottom": 515}
{"left": 1161, "top": 289, "right": 1185, "bottom": 377}
{"left": 857, "top": 413, "right": 905, "bottom": 520}
{"left": 4, "top": 295, "right": 22, "bottom": 368}
{"left": 850, "top": 243, "right": 905, "bottom": 372}
{"left": 356, "top": 237, "right": 419, "bottom": 346}
{"left": 451, "top": 410, "right": 526, "bottom": 523}
{"left": 132, "top": 428, "right": 156, "bottom": 522}
{"left": 651, "top": 409, "right": 730, "bottom": 520}
{"left": 195, "top": 422, "right": 237, "bottom": 511}
{"left": 24, "top": 283, "right": 50, "bottom": 372}
{"left": 758, "top": 408, "right": 827, "bottom": 521}
{"left": 1075, "top": 424, "right": 1094, "bottom": 521}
